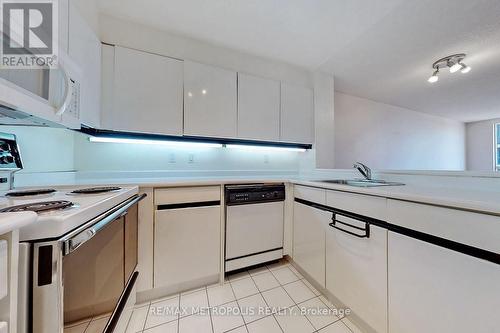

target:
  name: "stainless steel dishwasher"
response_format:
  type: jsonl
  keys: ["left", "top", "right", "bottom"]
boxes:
{"left": 225, "top": 184, "right": 285, "bottom": 272}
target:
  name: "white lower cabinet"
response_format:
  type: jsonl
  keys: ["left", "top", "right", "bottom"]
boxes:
{"left": 326, "top": 223, "right": 387, "bottom": 333}
{"left": 293, "top": 202, "right": 329, "bottom": 288}
{"left": 154, "top": 206, "right": 221, "bottom": 290}
{"left": 388, "top": 231, "right": 500, "bottom": 333}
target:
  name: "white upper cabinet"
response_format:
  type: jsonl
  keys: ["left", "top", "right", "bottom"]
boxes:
{"left": 101, "top": 46, "right": 184, "bottom": 135}
{"left": 68, "top": 2, "right": 101, "bottom": 128}
{"left": 280, "top": 82, "right": 314, "bottom": 143}
{"left": 184, "top": 61, "right": 237, "bottom": 138}
{"left": 237, "top": 73, "right": 280, "bottom": 141}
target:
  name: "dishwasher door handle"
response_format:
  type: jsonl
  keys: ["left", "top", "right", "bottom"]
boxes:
{"left": 329, "top": 214, "right": 370, "bottom": 238}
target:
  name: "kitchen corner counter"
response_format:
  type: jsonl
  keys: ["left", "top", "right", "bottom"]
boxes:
{"left": 0, "top": 211, "right": 37, "bottom": 235}
{"left": 292, "top": 180, "right": 500, "bottom": 216}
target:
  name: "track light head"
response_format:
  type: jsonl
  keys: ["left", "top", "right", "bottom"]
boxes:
{"left": 460, "top": 63, "right": 471, "bottom": 73}
{"left": 428, "top": 69, "right": 439, "bottom": 83}
{"left": 449, "top": 62, "right": 462, "bottom": 73}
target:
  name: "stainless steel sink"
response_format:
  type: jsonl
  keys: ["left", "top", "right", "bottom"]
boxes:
{"left": 318, "top": 179, "right": 405, "bottom": 187}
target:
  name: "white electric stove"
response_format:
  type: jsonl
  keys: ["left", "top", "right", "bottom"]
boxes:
{"left": 0, "top": 132, "right": 145, "bottom": 333}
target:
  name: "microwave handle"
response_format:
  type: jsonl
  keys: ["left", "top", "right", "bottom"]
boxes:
{"left": 55, "top": 62, "right": 73, "bottom": 116}
{"left": 59, "top": 193, "right": 146, "bottom": 255}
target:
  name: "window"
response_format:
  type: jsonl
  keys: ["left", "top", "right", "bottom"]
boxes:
{"left": 496, "top": 124, "right": 500, "bottom": 171}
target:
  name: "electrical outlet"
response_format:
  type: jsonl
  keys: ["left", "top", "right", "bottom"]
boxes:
{"left": 188, "top": 154, "right": 195, "bottom": 163}
{"left": 168, "top": 153, "right": 176, "bottom": 163}
{"left": 264, "top": 155, "right": 270, "bottom": 164}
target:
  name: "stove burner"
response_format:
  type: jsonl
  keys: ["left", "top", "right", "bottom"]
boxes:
{"left": 5, "top": 189, "right": 56, "bottom": 197}
{"left": 70, "top": 186, "right": 122, "bottom": 194}
{"left": 0, "top": 200, "right": 74, "bottom": 213}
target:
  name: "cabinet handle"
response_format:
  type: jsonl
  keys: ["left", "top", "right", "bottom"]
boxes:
{"left": 329, "top": 214, "right": 370, "bottom": 238}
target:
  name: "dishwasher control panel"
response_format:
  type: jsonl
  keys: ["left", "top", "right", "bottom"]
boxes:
{"left": 225, "top": 184, "right": 285, "bottom": 205}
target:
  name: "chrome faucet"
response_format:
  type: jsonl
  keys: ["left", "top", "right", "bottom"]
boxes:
{"left": 353, "top": 162, "right": 372, "bottom": 180}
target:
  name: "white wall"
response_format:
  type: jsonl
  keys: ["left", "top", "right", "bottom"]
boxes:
{"left": 0, "top": 126, "right": 75, "bottom": 173}
{"left": 466, "top": 119, "right": 498, "bottom": 171}
{"left": 314, "top": 72, "right": 335, "bottom": 169}
{"left": 334, "top": 92, "right": 466, "bottom": 170}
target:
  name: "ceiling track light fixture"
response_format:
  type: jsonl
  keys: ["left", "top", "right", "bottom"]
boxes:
{"left": 427, "top": 53, "right": 471, "bottom": 83}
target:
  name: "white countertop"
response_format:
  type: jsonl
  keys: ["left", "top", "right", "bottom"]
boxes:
{"left": 0, "top": 212, "right": 37, "bottom": 235}
{"left": 293, "top": 180, "right": 500, "bottom": 216}
{"left": 13, "top": 172, "right": 500, "bottom": 216}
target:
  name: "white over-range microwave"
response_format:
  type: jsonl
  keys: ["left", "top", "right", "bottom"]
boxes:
{"left": 0, "top": 50, "right": 82, "bottom": 129}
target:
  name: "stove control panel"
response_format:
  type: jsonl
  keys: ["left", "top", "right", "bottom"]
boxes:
{"left": 0, "top": 133, "right": 22, "bottom": 169}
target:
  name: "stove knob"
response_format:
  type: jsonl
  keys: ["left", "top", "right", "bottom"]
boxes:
{"left": 0, "top": 155, "right": 14, "bottom": 164}
{"left": 0, "top": 142, "right": 9, "bottom": 152}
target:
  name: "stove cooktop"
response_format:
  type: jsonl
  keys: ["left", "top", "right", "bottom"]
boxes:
{"left": 5, "top": 188, "right": 56, "bottom": 197}
{"left": 70, "top": 186, "right": 122, "bottom": 194}
{"left": 0, "top": 185, "right": 140, "bottom": 242}
{"left": 0, "top": 200, "right": 74, "bottom": 213}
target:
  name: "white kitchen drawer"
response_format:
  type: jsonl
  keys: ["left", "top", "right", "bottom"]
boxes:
{"left": 388, "top": 231, "right": 500, "bottom": 333}
{"left": 326, "top": 224, "right": 387, "bottom": 333}
{"left": 0, "top": 240, "right": 7, "bottom": 301}
{"left": 154, "top": 186, "right": 221, "bottom": 205}
{"left": 154, "top": 206, "right": 221, "bottom": 289}
{"left": 388, "top": 199, "right": 500, "bottom": 254}
{"left": 294, "top": 185, "right": 326, "bottom": 204}
{"left": 326, "top": 190, "right": 386, "bottom": 220}
{"left": 293, "top": 202, "right": 329, "bottom": 288}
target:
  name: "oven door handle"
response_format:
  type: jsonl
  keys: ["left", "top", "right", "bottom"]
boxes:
{"left": 59, "top": 193, "right": 146, "bottom": 255}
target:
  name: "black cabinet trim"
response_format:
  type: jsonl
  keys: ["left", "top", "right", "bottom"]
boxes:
{"left": 157, "top": 201, "right": 221, "bottom": 210}
{"left": 295, "top": 198, "right": 500, "bottom": 266}
{"left": 79, "top": 127, "right": 313, "bottom": 150}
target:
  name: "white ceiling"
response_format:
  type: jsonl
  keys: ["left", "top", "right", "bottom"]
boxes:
{"left": 98, "top": 0, "right": 500, "bottom": 122}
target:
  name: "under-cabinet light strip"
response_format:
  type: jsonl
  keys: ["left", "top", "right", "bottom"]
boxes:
{"left": 88, "top": 136, "right": 307, "bottom": 152}
{"left": 225, "top": 144, "right": 306, "bottom": 152}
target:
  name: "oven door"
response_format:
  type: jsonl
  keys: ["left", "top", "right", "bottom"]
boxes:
{"left": 27, "top": 194, "right": 144, "bottom": 333}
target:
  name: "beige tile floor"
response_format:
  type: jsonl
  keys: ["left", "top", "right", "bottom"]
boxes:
{"left": 125, "top": 260, "right": 360, "bottom": 333}
{"left": 64, "top": 313, "right": 111, "bottom": 333}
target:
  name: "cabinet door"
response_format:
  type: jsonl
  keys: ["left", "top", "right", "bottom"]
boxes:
{"left": 237, "top": 73, "right": 280, "bottom": 141}
{"left": 102, "top": 46, "right": 184, "bottom": 135}
{"left": 326, "top": 224, "right": 387, "bottom": 333}
{"left": 154, "top": 206, "right": 221, "bottom": 289}
{"left": 280, "top": 83, "right": 314, "bottom": 143}
{"left": 184, "top": 61, "right": 237, "bottom": 138}
{"left": 293, "top": 202, "right": 328, "bottom": 288}
{"left": 388, "top": 232, "right": 500, "bottom": 333}
{"left": 68, "top": 2, "right": 101, "bottom": 128}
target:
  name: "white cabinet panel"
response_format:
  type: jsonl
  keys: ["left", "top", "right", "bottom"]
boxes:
{"left": 68, "top": 2, "right": 101, "bottom": 128}
{"left": 293, "top": 202, "right": 328, "bottom": 288}
{"left": 280, "top": 83, "right": 314, "bottom": 143}
{"left": 388, "top": 199, "right": 500, "bottom": 253}
{"left": 0, "top": 240, "right": 6, "bottom": 301}
{"left": 294, "top": 185, "right": 326, "bottom": 204}
{"left": 154, "top": 206, "right": 220, "bottom": 289}
{"left": 327, "top": 190, "right": 387, "bottom": 220}
{"left": 154, "top": 186, "right": 220, "bottom": 206}
{"left": 388, "top": 232, "right": 500, "bottom": 333}
{"left": 184, "top": 61, "right": 237, "bottom": 138}
{"left": 237, "top": 73, "right": 280, "bottom": 141}
{"left": 102, "top": 46, "right": 184, "bottom": 135}
{"left": 326, "top": 224, "right": 387, "bottom": 333}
